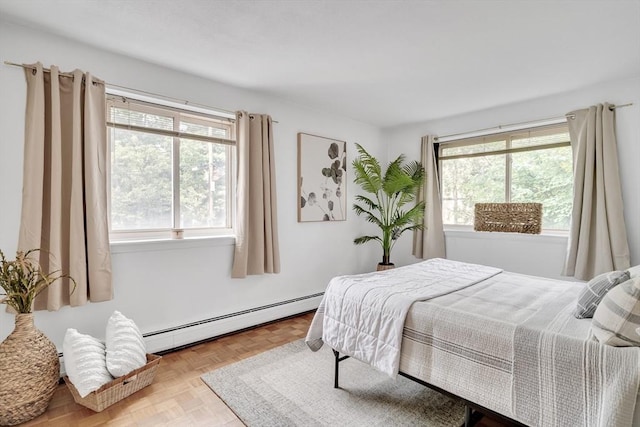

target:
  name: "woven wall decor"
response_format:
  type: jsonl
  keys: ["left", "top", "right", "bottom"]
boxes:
{"left": 474, "top": 203, "right": 542, "bottom": 234}
{"left": 0, "top": 313, "right": 59, "bottom": 425}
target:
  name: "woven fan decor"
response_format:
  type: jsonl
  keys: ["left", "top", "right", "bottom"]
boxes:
{"left": 64, "top": 354, "right": 161, "bottom": 412}
{"left": 0, "top": 313, "right": 60, "bottom": 426}
{"left": 474, "top": 203, "right": 542, "bottom": 234}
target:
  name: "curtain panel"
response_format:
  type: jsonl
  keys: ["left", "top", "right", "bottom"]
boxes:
{"left": 18, "top": 63, "right": 112, "bottom": 310}
{"left": 412, "top": 135, "right": 446, "bottom": 259}
{"left": 564, "top": 103, "right": 630, "bottom": 280}
{"left": 231, "top": 111, "right": 281, "bottom": 278}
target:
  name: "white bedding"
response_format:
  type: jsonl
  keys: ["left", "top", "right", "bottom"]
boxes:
{"left": 305, "top": 258, "right": 501, "bottom": 376}
{"left": 307, "top": 262, "right": 640, "bottom": 427}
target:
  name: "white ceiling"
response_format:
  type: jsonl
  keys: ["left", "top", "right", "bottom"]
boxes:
{"left": 1, "top": 0, "right": 639, "bottom": 127}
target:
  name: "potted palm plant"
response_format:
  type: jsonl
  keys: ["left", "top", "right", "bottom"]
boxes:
{"left": 352, "top": 143, "right": 425, "bottom": 270}
{"left": 0, "top": 249, "right": 75, "bottom": 425}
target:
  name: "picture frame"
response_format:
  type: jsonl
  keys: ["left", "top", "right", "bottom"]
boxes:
{"left": 297, "top": 133, "right": 347, "bottom": 222}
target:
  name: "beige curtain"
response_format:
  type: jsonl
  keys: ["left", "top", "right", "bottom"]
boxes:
{"left": 564, "top": 103, "right": 630, "bottom": 280}
{"left": 18, "top": 63, "right": 112, "bottom": 311}
{"left": 231, "top": 111, "right": 280, "bottom": 278}
{"left": 412, "top": 135, "right": 446, "bottom": 259}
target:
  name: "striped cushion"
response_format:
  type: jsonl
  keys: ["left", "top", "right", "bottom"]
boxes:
{"left": 591, "top": 277, "right": 640, "bottom": 346}
{"left": 574, "top": 270, "right": 630, "bottom": 319}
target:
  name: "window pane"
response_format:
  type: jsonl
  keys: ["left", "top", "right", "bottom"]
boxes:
{"left": 440, "top": 155, "right": 506, "bottom": 225}
{"left": 439, "top": 124, "right": 572, "bottom": 230}
{"left": 110, "top": 106, "right": 173, "bottom": 131}
{"left": 510, "top": 146, "right": 573, "bottom": 229}
{"left": 110, "top": 128, "right": 172, "bottom": 230}
{"left": 179, "top": 139, "right": 228, "bottom": 228}
{"left": 107, "top": 97, "right": 236, "bottom": 240}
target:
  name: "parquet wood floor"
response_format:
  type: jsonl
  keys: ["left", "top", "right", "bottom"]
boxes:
{"left": 21, "top": 311, "right": 510, "bottom": 427}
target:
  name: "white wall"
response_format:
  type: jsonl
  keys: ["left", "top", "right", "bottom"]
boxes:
{"left": 0, "top": 20, "right": 384, "bottom": 350}
{"left": 2, "top": 19, "right": 639, "bottom": 352}
{"left": 384, "top": 76, "right": 640, "bottom": 279}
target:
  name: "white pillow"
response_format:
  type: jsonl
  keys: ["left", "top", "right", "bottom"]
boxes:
{"left": 105, "top": 311, "right": 147, "bottom": 377}
{"left": 63, "top": 328, "right": 113, "bottom": 398}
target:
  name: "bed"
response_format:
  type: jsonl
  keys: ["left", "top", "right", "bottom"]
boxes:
{"left": 305, "top": 258, "right": 640, "bottom": 427}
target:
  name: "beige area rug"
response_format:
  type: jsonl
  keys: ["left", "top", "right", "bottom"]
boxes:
{"left": 201, "top": 340, "right": 465, "bottom": 426}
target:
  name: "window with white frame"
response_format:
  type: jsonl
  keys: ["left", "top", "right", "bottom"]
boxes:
{"left": 106, "top": 95, "right": 235, "bottom": 240}
{"left": 438, "top": 123, "right": 573, "bottom": 231}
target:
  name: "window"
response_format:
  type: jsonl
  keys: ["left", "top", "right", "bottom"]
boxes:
{"left": 106, "top": 95, "right": 235, "bottom": 240}
{"left": 438, "top": 123, "right": 573, "bottom": 230}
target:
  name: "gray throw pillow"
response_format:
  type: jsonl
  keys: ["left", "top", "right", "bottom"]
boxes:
{"left": 628, "top": 265, "right": 640, "bottom": 279}
{"left": 574, "top": 270, "right": 631, "bottom": 319}
{"left": 591, "top": 277, "right": 640, "bottom": 347}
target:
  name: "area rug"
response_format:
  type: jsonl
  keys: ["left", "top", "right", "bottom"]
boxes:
{"left": 201, "top": 340, "right": 465, "bottom": 426}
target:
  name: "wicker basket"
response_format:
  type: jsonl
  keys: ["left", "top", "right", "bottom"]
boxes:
{"left": 64, "top": 354, "right": 161, "bottom": 412}
{"left": 474, "top": 203, "right": 542, "bottom": 234}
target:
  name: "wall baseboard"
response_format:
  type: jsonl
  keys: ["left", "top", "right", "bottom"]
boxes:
{"left": 59, "top": 293, "right": 322, "bottom": 377}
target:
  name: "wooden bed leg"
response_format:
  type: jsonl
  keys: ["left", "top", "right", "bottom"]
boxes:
{"left": 332, "top": 349, "right": 340, "bottom": 388}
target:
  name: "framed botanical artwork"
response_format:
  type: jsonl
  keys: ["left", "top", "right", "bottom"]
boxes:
{"left": 297, "top": 133, "right": 347, "bottom": 222}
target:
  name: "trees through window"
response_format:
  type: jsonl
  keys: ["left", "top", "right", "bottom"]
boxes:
{"left": 438, "top": 123, "right": 573, "bottom": 230}
{"left": 106, "top": 96, "right": 235, "bottom": 240}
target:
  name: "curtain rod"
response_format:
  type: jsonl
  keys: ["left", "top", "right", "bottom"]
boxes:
{"left": 4, "top": 60, "right": 279, "bottom": 123}
{"left": 435, "top": 103, "right": 633, "bottom": 142}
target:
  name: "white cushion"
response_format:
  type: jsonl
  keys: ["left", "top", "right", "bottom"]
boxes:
{"left": 105, "top": 311, "right": 147, "bottom": 377}
{"left": 63, "top": 328, "right": 113, "bottom": 398}
{"left": 591, "top": 277, "right": 640, "bottom": 346}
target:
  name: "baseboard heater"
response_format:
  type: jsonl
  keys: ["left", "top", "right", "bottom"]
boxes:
{"left": 142, "top": 292, "right": 324, "bottom": 354}
{"left": 145, "top": 292, "right": 323, "bottom": 339}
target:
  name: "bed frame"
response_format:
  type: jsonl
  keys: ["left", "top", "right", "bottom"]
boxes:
{"left": 332, "top": 349, "right": 527, "bottom": 427}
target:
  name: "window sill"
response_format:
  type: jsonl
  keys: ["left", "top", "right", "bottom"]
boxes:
{"left": 110, "top": 235, "right": 235, "bottom": 254}
{"left": 444, "top": 228, "right": 568, "bottom": 244}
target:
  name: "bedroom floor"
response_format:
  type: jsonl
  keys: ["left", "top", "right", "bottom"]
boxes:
{"left": 21, "top": 311, "right": 511, "bottom": 426}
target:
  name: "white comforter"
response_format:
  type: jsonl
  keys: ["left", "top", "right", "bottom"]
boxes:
{"left": 305, "top": 258, "right": 502, "bottom": 376}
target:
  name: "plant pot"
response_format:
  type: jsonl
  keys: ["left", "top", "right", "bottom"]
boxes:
{"left": 0, "top": 313, "right": 60, "bottom": 425}
{"left": 376, "top": 263, "right": 395, "bottom": 271}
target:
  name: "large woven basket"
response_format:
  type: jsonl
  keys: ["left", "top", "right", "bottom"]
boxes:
{"left": 0, "top": 313, "right": 60, "bottom": 426}
{"left": 64, "top": 354, "right": 161, "bottom": 412}
{"left": 474, "top": 203, "right": 542, "bottom": 234}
